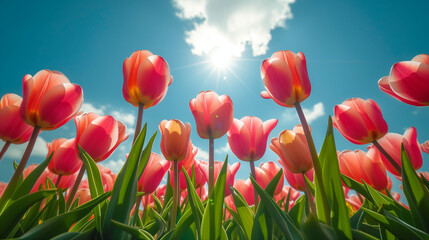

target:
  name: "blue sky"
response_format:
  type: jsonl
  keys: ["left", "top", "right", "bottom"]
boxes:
{"left": 1, "top": 0, "right": 428, "bottom": 196}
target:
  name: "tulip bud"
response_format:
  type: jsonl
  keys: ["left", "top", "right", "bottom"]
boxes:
{"left": 0, "top": 94, "right": 33, "bottom": 144}
{"left": 47, "top": 138, "right": 82, "bottom": 175}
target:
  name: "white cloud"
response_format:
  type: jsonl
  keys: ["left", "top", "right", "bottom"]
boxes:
{"left": 100, "top": 159, "right": 125, "bottom": 174}
{"left": 172, "top": 0, "right": 295, "bottom": 57}
{"left": 215, "top": 142, "right": 230, "bottom": 154}
{"left": 282, "top": 102, "right": 325, "bottom": 124}
{"left": 80, "top": 102, "right": 105, "bottom": 115}
{"left": 195, "top": 147, "right": 209, "bottom": 161}
{"left": 1, "top": 137, "right": 48, "bottom": 159}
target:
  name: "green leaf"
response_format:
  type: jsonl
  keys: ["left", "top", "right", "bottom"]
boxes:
{"left": 341, "top": 175, "right": 373, "bottom": 202}
{"left": 351, "top": 229, "right": 379, "bottom": 240}
{"left": 201, "top": 156, "right": 228, "bottom": 240}
{"left": 111, "top": 219, "right": 155, "bottom": 240}
{"left": 20, "top": 199, "right": 44, "bottom": 233}
{"left": 58, "top": 190, "right": 66, "bottom": 215}
{"left": 51, "top": 228, "right": 96, "bottom": 240}
{"left": 289, "top": 196, "right": 305, "bottom": 228}
{"left": 230, "top": 186, "right": 254, "bottom": 240}
{"left": 250, "top": 176, "right": 303, "bottom": 240}
{"left": 103, "top": 125, "right": 156, "bottom": 239}
{"left": 18, "top": 191, "right": 111, "bottom": 240}
{"left": 362, "top": 207, "right": 429, "bottom": 240}
{"left": 78, "top": 144, "right": 106, "bottom": 234}
{"left": 301, "top": 214, "right": 337, "bottom": 240}
{"left": 171, "top": 208, "right": 194, "bottom": 239}
{"left": 69, "top": 213, "right": 93, "bottom": 232}
{"left": 316, "top": 116, "right": 352, "bottom": 239}
{"left": 401, "top": 145, "right": 429, "bottom": 232}
{"left": 183, "top": 166, "right": 203, "bottom": 239}
{"left": 148, "top": 207, "right": 166, "bottom": 239}
{"left": 0, "top": 189, "right": 56, "bottom": 238}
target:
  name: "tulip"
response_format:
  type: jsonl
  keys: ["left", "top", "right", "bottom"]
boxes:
{"left": 338, "top": 149, "right": 388, "bottom": 191}
{"left": 346, "top": 194, "right": 363, "bottom": 211}
{"left": 369, "top": 127, "right": 423, "bottom": 176}
{"left": 233, "top": 179, "right": 255, "bottom": 206}
{"left": 48, "top": 172, "right": 78, "bottom": 190}
{"left": 74, "top": 188, "right": 91, "bottom": 206}
{"left": 260, "top": 50, "right": 311, "bottom": 107}
{"left": 138, "top": 153, "right": 171, "bottom": 195}
{"left": 0, "top": 182, "right": 7, "bottom": 198}
{"left": 270, "top": 125, "right": 313, "bottom": 173}
{"left": 170, "top": 159, "right": 206, "bottom": 191}
{"left": 0, "top": 94, "right": 33, "bottom": 144}
{"left": 23, "top": 164, "right": 50, "bottom": 193}
{"left": 47, "top": 138, "right": 82, "bottom": 177}
{"left": 274, "top": 186, "right": 300, "bottom": 210}
{"left": 378, "top": 54, "right": 429, "bottom": 106}
{"left": 159, "top": 119, "right": 191, "bottom": 229}
{"left": 279, "top": 160, "right": 314, "bottom": 192}
{"left": 255, "top": 161, "right": 284, "bottom": 195}
{"left": 189, "top": 91, "right": 234, "bottom": 139}
{"left": 333, "top": 98, "right": 388, "bottom": 145}
{"left": 199, "top": 161, "right": 240, "bottom": 196}
{"left": 421, "top": 140, "right": 429, "bottom": 154}
{"left": 177, "top": 141, "right": 198, "bottom": 172}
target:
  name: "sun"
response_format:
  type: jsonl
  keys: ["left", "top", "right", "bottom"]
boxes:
{"left": 210, "top": 49, "right": 232, "bottom": 70}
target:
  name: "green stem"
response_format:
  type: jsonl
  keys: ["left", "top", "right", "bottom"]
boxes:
{"left": 209, "top": 138, "right": 215, "bottom": 240}
{"left": 170, "top": 161, "right": 179, "bottom": 230}
{"left": 0, "top": 127, "right": 40, "bottom": 212}
{"left": 0, "top": 142, "right": 11, "bottom": 162}
{"left": 372, "top": 140, "right": 401, "bottom": 174}
{"left": 250, "top": 159, "right": 259, "bottom": 209}
{"left": 295, "top": 102, "right": 330, "bottom": 225}
{"left": 132, "top": 104, "right": 144, "bottom": 144}
{"left": 66, "top": 164, "right": 86, "bottom": 209}
{"left": 133, "top": 195, "right": 143, "bottom": 226}
{"left": 303, "top": 172, "right": 316, "bottom": 215}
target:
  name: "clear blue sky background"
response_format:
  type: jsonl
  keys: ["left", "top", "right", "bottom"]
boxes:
{"left": 1, "top": 0, "right": 428, "bottom": 197}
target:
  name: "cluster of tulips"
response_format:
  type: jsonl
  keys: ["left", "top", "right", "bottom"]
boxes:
{"left": 0, "top": 49, "right": 428, "bottom": 240}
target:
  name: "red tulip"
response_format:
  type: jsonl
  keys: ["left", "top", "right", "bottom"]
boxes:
{"left": 159, "top": 119, "right": 191, "bottom": 161}
{"left": 48, "top": 172, "right": 78, "bottom": 190}
{"left": 138, "top": 153, "right": 170, "bottom": 195}
{"left": 199, "top": 161, "right": 240, "bottom": 196}
{"left": 189, "top": 91, "right": 234, "bottom": 139}
{"left": 79, "top": 165, "right": 117, "bottom": 192}
{"left": 279, "top": 161, "right": 314, "bottom": 191}
{"left": 20, "top": 70, "right": 83, "bottom": 130}
{"left": 333, "top": 98, "right": 388, "bottom": 145}
{"left": 0, "top": 94, "right": 33, "bottom": 144}
{"left": 421, "top": 140, "right": 429, "bottom": 154}
{"left": 233, "top": 179, "right": 255, "bottom": 205}
{"left": 255, "top": 161, "right": 284, "bottom": 195}
{"left": 228, "top": 116, "right": 278, "bottom": 162}
{"left": 122, "top": 50, "right": 173, "bottom": 108}
{"left": 270, "top": 125, "right": 313, "bottom": 173}
{"left": 338, "top": 149, "right": 388, "bottom": 191}
{"left": 378, "top": 54, "right": 429, "bottom": 106}
{"left": 47, "top": 138, "right": 82, "bottom": 175}
{"left": 260, "top": 50, "right": 311, "bottom": 107}
{"left": 369, "top": 127, "right": 423, "bottom": 176}
{"left": 75, "top": 113, "right": 128, "bottom": 162}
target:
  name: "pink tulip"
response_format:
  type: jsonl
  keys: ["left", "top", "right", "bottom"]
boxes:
{"left": 138, "top": 153, "right": 171, "bottom": 195}
{"left": 0, "top": 94, "right": 33, "bottom": 144}
{"left": 346, "top": 194, "right": 362, "bottom": 211}
{"left": 270, "top": 125, "right": 313, "bottom": 173}
{"left": 338, "top": 149, "right": 388, "bottom": 191}
{"left": 122, "top": 50, "right": 173, "bottom": 108}
{"left": 0, "top": 182, "right": 7, "bottom": 198}
{"left": 79, "top": 165, "right": 117, "bottom": 193}
{"left": 260, "top": 50, "right": 311, "bottom": 107}
{"left": 421, "top": 140, "right": 429, "bottom": 154}
{"left": 23, "top": 164, "right": 50, "bottom": 193}
{"left": 255, "top": 161, "right": 284, "bottom": 195}
{"left": 48, "top": 172, "right": 78, "bottom": 190}
{"left": 233, "top": 179, "right": 255, "bottom": 205}
{"left": 274, "top": 186, "right": 300, "bottom": 210}
{"left": 170, "top": 159, "right": 207, "bottom": 191}
{"left": 75, "top": 113, "right": 128, "bottom": 162}
{"left": 181, "top": 186, "right": 208, "bottom": 203}
{"left": 74, "top": 188, "right": 91, "bottom": 205}
{"left": 378, "top": 54, "right": 429, "bottom": 106}
{"left": 20, "top": 70, "right": 83, "bottom": 130}
{"left": 333, "top": 98, "right": 388, "bottom": 145}
{"left": 159, "top": 119, "right": 191, "bottom": 162}
{"left": 279, "top": 161, "right": 314, "bottom": 191}
{"left": 199, "top": 161, "right": 240, "bottom": 196}
{"left": 189, "top": 91, "right": 234, "bottom": 139}
{"left": 177, "top": 141, "right": 198, "bottom": 171}
{"left": 419, "top": 171, "right": 429, "bottom": 181}
{"left": 369, "top": 127, "right": 423, "bottom": 176}
{"left": 228, "top": 116, "right": 278, "bottom": 162}
{"left": 47, "top": 138, "right": 82, "bottom": 175}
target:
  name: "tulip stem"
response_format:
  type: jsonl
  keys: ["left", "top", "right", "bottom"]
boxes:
{"left": 66, "top": 164, "right": 86, "bottom": 210}
{"left": 249, "top": 159, "right": 259, "bottom": 209}
{"left": 133, "top": 195, "right": 143, "bottom": 225}
{"left": 0, "top": 142, "right": 11, "bottom": 162}
{"left": 0, "top": 127, "right": 40, "bottom": 211}
{"left": 133, "top": 104, "right": 144, "bottom": 144}
{"left": 209, "top": 138, "right": 214, "bottom": 195}
{"left": 372, "top": 140, "right": 401, "bottom": 174}
{"left": 295, "top": 102, "right": 330, "bottom": 225}
{"left": 55, "top": 175, "right": 62, "bottom": 188}
{"left": 303, "top": 172, "right": 316, "bottom": 216}
{"left": 170, "top": 161, "right": 179, "bottom": 230}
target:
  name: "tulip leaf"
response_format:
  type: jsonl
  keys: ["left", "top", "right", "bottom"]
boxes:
{"left": 361, "top": 207, "right": 429, "bottom": 240}
{"left": 229, "top": 186, "right": 254, "bottom": 240}
{"left": 183, "top": 166, "right": 203, "bottom": 239}
{"left": 148, "top": 207, "right": 166, "bottom": 238}
{"left": 111, "top": 219, "right": 155, "bottom": 240}
{"left": 301, "top": 214, "right": 337, "bottom": 240}
{"left": 51, "top": 228, "right": 96, "bottom": 240}
{"left": 164, "top": 173, "right": 173, "bottom": 213}
{"left": 18, "top": 191, "right": 110, "bottom": 239}
{"left": 250, "top": 176, "right": 303, "bottom": 240}
{"left": 317, "top": 116, "right": 352, "bottom": 239}
{"left": 201, "top": 156, "right": 228, "bottom": 240}
{"left": 0, "top": 189, "right": 56, "bottom": 238}
{"left": 69, "top": 213, "right": 93, "bottom": 232}
{"left": 289, "top": 196, "right": 305, "bottom": 228}
{"left": 351, "top": 229, "right": 379, "bottom": 240}
{"left": 171, "top": 208, "right": 194, "bottom": 239}
{"left": 78, "top": 144, "right": 106, "bottom": 234}
{"left": 341, "top": 174, "right": 372, "bottom": 201}
{"left": 401, "top": 145, "right": 429, "bottom": 232}
{"left": 102, "top": 125, "right": 156, "bottom": 239}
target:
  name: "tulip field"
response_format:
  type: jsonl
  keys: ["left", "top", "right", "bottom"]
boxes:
{"left": 0, "top": 48, "right": 428, "bottom": 240}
